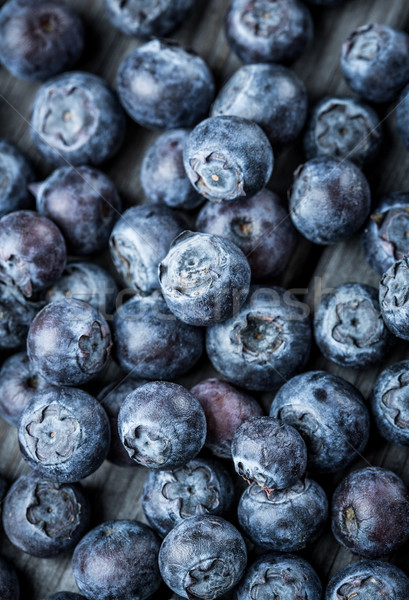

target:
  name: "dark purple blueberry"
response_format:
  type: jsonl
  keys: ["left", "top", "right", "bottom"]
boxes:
{"left": 0, "top": 0, "right": 84, "bottom": 81}
{"left": 191, "top": 378, "right": 263, "bottom": 459}
{"left": 18, "top": 387, "right": 110, "bottom": 482}
{"left": 196, "top": 189, "right": 297, "bottom": 280}
{"left": 43, "top": 594, "right": 85, "bottom": 600}
{"left": 31, "top": 72, "right": 125, "bottom": 166}
{"left": 118, "top": 381, "right": 206, "bottom": 469}
{"left": 238, "top": 478, "right": 328, "bottom": 552}
{"left": 109, "top": 205, "right": 186, "bottom": 294}
{"left": 341, "top": 24, "right": 409, "bottom": 103}
{"left": 117, "top": 40, "right": 215, "bottom": 130}
{"left": 0, "top": 556, "right": 19, "bottom": 600}
{"left": 0, "top": 210, "right": 66, "bottom": 298}
{"left": 331, "top": 467, "right": 409, "bottom": 558}
{"left": 0, "top": 281, "right": 43, "bottom": 350}
{"left": 142, "top": 458, "right": 234, "bottom": 536}
{"left": 289, "top": 157, "right": 371, "bottom": 244}
{"left": 183, "top": 116, "right": 273, "bottom": 202}
{"left": 270, "top": 371, "right": 370, "bottom": 473}
{"left": 72, "top": 519, "right": 161, "bottom": 600}
{"left": 159, "top": 515, "right": 247, "bottom": 599}
{"left": 306, "top": 0, "right": 345, "bottom": 4}
{"left": 0, "top": 139, "right": 33, "bottom": 216}
{"left": 113, "top": 293, "right": 203, "bottom": 379}
{"left": 27, "top": 298, "right": 112, "bottom": 386}
{"left": 2, "top": 472, "right": 90, "bottom": 558}
{"left": 397, "top": 84, "right": 409, "bottom": 150}
{"left": 304, "top": 96, "right": 382, "bottom": 165}
{"left": 159, "top": 231, "right": 251, "bottom": 326}
{"left": 380, "top": 257, "right": 409, "bottom": 340}
{"left": 314, "top": 283, "right": 393, "bottom": 368}
{"left": 206, "top": 286, "right": 312, "bottom": 391}
{"left": 141, "top": 130, "right": 203, "bottom": 210}
{"left": 105, "top": 0, "right": 194, "bottom": 37}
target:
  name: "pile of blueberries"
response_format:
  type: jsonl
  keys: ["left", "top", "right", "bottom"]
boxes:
{"left": 2, "top": 0, "right": 409, "bottom": 599}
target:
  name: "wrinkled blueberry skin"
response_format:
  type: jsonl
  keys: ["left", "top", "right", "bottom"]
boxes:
{"left": 0, "top": 556, "right": 19, "bottom": 600}
{"left": 270, "top": 371, "right": 370, "bottom": 473}
{"left": 159, "top": 515, "right": 247, "bottom": 600}
{"left": 141, "top": 130, "right": 203, "bottom": 210}
{"left": 235, "top": 553, "right": 322, "bottom": 600}
{"left": 72, "top": 519, "right": 161, "bottom": 600}
{"left": 196, "top": 190, "right": 297, "bottom": 281}
{"left": 191, "top": 378, "right": 263, "bottom": 459}
{"left": 289, "top": 157, "right": 371, "bottom": 245}
{"left": 110, "top": 205, "right": 186, "bottom": 294}
{"left": 0, "top": 140, "right": 33, "bottom": 216}
{"left": 314, "top": 283, "right": 393, "bottom": 368}
{"left": 159, "top": 231, "right": 251, "bottom": 326}
{"left": 31, "top": 72, "right": 125, "bottom": 166}
{"left": 113, "top": 293, "right": 203, "bottom": 379}
{"left": 142, "top": 458, "right": 234, "bottom": 536}
{"left": 117, "top": 40, "right": 215, "bottom": 130}
{"left": 0, "top": 0, "right": 84, "bottom": 81}
{"left": 206, "top": 286, "right": 312, "bottom": 391}
{"left": 105, "top": 0, "right": 194, "bottom": 37}
{"left": 331, "top": 467, "right": 409, "bottom": 558}
{"left": 118, "top": 381, "right": 206, "bottom": 470}
{"left": 238, "top": 478, "right": 328, "bottom": 552}
{"left": 225, "top": 0, "right": 313, "bottom": 64}
{"left": 44, "top": 594, "right": 85, "bottom": 600}
{"left": 184, "top": 116, "right": 273, "bottom": 203}
{"left": 0, "top": 210, "right": 66, "bottom": 298}
{"left": 304, "top": 97, "right": 382, "bottom": 165}
{"left": 27, "top": 298, "right": 112, "bottom": 386}
{"left": 211, "top": 64, "right": 307, "bottom": 147}
{"left": 2, "top": 472, "right": 90, "bottom": 558}
{"left": 396, "top": 84, "right": 409, "bottom": 150}
{"left": 0, "top": 281, "right": 43, "bottom": 350}
{"left": 380, "top": 257, "right": 409, "bottom": 340}
{"left": 341, "top": 24, "right": 409, "bottom": 104}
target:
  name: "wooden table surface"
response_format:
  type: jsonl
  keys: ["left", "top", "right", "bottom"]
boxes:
{"left": 2, "top": 0, "right": 409, "bottom": 598}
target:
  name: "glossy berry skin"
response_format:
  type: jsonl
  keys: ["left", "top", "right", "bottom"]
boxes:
{"left": 117, "top": 40, "right": 215, "bottom": 130}
{"left": 118, "top": 381, "right": 206, "bottom": 470}
{"left": 0, "top": 556, "right": 19, "bottom": 600}
{"left": 370, "top": 361, "right": 409, "bottom": 446}
{"left": 2, "top": 472, "right": 90, "bottom": 558}
{"left": 314, "top": 283, "right": 393, "bottom": 368}
{"left": 159, "top": 231, "right": 251, "bottom": 326}
{"left": 0, "top": 139, "right": 33, "bottom": 216}
{"left": 380, "top": 257, "right": 409, "bottom": 340}
{"left": 270, "top": 371, "right": 370, "bottom": 473}
{"left": 196, "top": 189, "right": 297, "bottom": 281}
{"left": 44, "top": 594, "right": 85, "bottom": 600}
{"left": 289, "top": 157, "right": 371, "bottom": 245}
{"left": 72, "top": 520, "right": 161, "bottom": 600}
{"left": 331, "top": 467, "right": 409, "bottom": 558}
{"left": 183, "top": 116, "right": 273, "bottom": 203}
{"left": 225, "top": 0, "right": 313, "bottom": 65}
{"left": 206, "top": 286, "right": 312, "bottom": 391}
{"left": 0, "top": 281, "right": 42, "bottom": 350}
{"left": 110, "top": 205, "right": 186, "bottom": 294}
{"left": 142, "top": 458, "right": 234, "bottom": 536}
{"left": 0, "top": 0, "right": 84, "bottom": 81}
{"left": 159, "top": 515, "right": 247, "bottom": 600}
{"left": 396, "top": 84, "right": 409, "bottom": 150}
{"left": 31, "top": 72, "right": 125, "bottom": 166}
{"left": 238, "top": 478, "right": 328, "bottom": 552}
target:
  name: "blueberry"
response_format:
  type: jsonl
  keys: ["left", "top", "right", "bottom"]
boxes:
{"left": 0, "top": 556, "right": 19, "bottom": 600}
{"left": 238, "top": 478, "right": 328, "bottom": 552}
{"left": 27, "top": 298, "right": 112, "bottom": 386}
{"left": 109, "top": 205, "right": 186, "bottom": 294}
{"left": 314, "top": 283, "right": 393, "bottom": 368}
{"left": 117, "top": 40, "right": 215, "bottom": 130}
{"left": 331, "top": 467, "right": 409, "bottom": 558}
{"left": 18, "top": 388, "right": 109, "bottom": 482}
{"left": 396, "top": 84, "right": 409, "bottom": 150}
{"left": 289, "top": 157, "right": 371, "bottom": 244}
{"left": 183, "top": 116, "right": 273, "bottom": 202}
{"left": 304, "top": 96, "right": 382, "bottom": 165}
{"left": 159, "top": 231, "right": 251, "bottom": 326}
{"left": 0, "top": 0, "right": 84, "bottom": 81}
{"left": 0, "top": 139, "right": 34, "bottom": 216}
{"left": 379, "top": 257, "right": 409, "bottom": 340}
{"left": 0, "top": 281, "right": 43, "bottom": 350}
{"left": 225, "top": 0, "right": 313, "bottom": 65}
{"left": 142, "top": 458, "right": 234, "bottom": 536}
{"left": 159, "top": 515, "right": 247, "bottom": 599}
{"left": 306, "top": 0, "right": 344, "bottom": 4}
{"left": 72, "top": 519, "right": 161, "bottom": 600}
{"left": 31, "top": 72, "right": 126, "bottom": 166}
{"left": 113, "top": 293, "right": 203, "bottom": 379}
{"left": 270, "top": 371, "right": 370, "bottom": 473}
{"left": 211, "top": 64, "right": 307, "bottom": 147}
{"left": 341, "top": 24, "right": 409, "bottom": 103}
{"left": 206, "top": 286, "right": 312, "bottom": 391}
{"left": 196, "top": 189, "right": 297, "bottom": 280}
{"left": 43, "top": 594, "right": 85, "bottom": 600}
{"left": 191, "top": 378, "right": 263, "bottom": 459}
{"left": 141, "top": 130, "right": 203, "bottom": 210}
